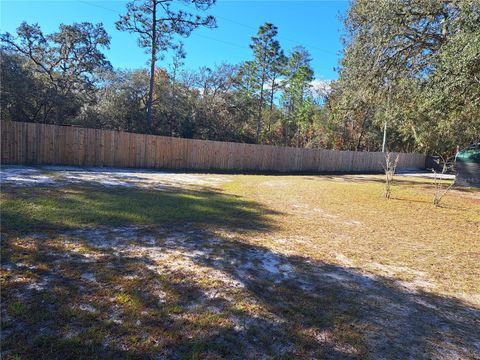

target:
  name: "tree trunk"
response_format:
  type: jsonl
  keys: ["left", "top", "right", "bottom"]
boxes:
{"left": 170, "top": 64, "right": 177, "bottom": 136}
{"left": 381, "top": 120, "right": 387, "bottom": 152}
{"left": 146, "top": 0, "right": 157, "bottom": 132}
{"left": 269, "top": 74, "right": 276, "bottom": 111}
{"left": 146, "top": 58, "right": 155, "bottom": 131}
{"left": 284, "top": 121, "right": 289, "bottom": 146}
{"left": 265, "top": 75, "right": 276, "bottom": 135}
{"left": 56, "top": 101, "right": 63, "bottom": 125}
{"left": 356, "top": 111, "right": 368, "bottom": 152}
{"left": 256, "top": 70, "right": 266, "bottom": 144}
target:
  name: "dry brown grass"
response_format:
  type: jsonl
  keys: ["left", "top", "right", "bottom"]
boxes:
{"left": 223, "top": 174, "right": 479, "bottom": 302}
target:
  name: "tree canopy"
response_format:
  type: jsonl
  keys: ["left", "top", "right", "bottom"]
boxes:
{"left": 1, "top": 22, "right": 111, "bottom": 124}
{"left": 328, "top": 0, "right": 480, "bottom": 156}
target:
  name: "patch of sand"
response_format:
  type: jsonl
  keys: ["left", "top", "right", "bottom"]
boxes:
{"left": 1, "top": 165, "right": 231, "bottom": 190}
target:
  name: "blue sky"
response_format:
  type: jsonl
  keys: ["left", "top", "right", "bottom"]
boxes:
{"left": 1, "top": 0, "right": 349, "bottom": 81}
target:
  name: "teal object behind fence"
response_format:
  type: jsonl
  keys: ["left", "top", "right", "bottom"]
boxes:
{"left": 455, "top": 144, "right": 480, "bottom": 187}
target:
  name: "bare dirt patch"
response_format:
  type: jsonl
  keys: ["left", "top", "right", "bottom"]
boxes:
{"left": 1, "top": 165, "right": 231, "bottom": 190}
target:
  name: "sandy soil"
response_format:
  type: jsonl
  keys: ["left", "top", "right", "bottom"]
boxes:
{"left": 0, "top": 165, "right": 231, "bottom": 190}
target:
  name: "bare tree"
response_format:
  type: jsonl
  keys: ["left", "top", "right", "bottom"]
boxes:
{"left": 382, "top": 152, "right": 399, "bottom": 199}
{"left": 116, "top": 0, "right": 216, "bottom": 131}
{"left": 432, "top": 155, "right": 455, "bottom": 207}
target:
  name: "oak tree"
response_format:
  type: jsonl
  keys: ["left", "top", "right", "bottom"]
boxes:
{"left": 1, "top": 22, "right": 111, "bottom": 124}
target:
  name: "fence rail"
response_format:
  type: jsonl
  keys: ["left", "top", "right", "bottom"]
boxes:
{"left": 1, "top": 121, "right": 425, "bottom": 172}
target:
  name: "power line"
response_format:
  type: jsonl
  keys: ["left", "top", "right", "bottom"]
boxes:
{"left": 77, "top": 0, "right": 337, "bottom": 57}
{"left": 77, "top": 0, "right": 122, "bottom": 14}
{"left": 191, "top": 33, "right": 247, "bottom": 50}
{"left": 215, "top": 14, "right": 338, "bottom": 56}
{"left": 77, "top": 0, "right": 246, "bottom": 49}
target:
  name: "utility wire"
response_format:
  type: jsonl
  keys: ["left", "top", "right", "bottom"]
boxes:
{"left": 215, "top": 14, "right": 338, "bottom": 56}
{"left": 77, "top": 0, "right": 246, "bottom": 50}
{"left": 77, "top": 0, "right": 337, "bottom": 57}
{"left": 191, "top": 33, "right": 247, "bottom": 50}
{"left": 77, "top": 0, "right": 122, "bottom": 14}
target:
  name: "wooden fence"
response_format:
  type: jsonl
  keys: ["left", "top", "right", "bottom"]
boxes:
{"left": 1, "top": 121, "right": 425, "bottom": 173}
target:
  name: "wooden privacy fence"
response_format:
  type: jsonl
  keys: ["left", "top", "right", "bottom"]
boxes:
{"left": 1, "top": 121, "right": 426, "bottom": 173}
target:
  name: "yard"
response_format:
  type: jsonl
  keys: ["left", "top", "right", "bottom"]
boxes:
{"left": 1, "top": 166, "right": 479, "bottom": 359}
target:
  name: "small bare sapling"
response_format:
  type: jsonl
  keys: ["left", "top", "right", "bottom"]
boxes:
{"left": 432, "top": 156, "right": 455, "bottom": 207}
{"left": 382, "top": 152, "right": 400, "bottom": 199}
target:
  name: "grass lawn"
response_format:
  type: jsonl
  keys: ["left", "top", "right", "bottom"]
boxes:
{"left": 1, "top": 167, "right": 479, "bottom": 359}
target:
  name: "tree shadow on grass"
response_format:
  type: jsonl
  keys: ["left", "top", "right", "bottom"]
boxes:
{"left": 1, "top": 222, "right": 479, "bottom": 359}
{"left": 0, "top": 185, "right": 279, "bottom": 232}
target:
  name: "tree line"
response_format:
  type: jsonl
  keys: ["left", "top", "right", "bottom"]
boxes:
{"left": 1, "top": 0, "right": 479, "bottom": 155}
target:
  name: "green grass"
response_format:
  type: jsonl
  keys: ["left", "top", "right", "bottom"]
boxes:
{"left": 1, "top": 186, "right": 276, "bottom": 231}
